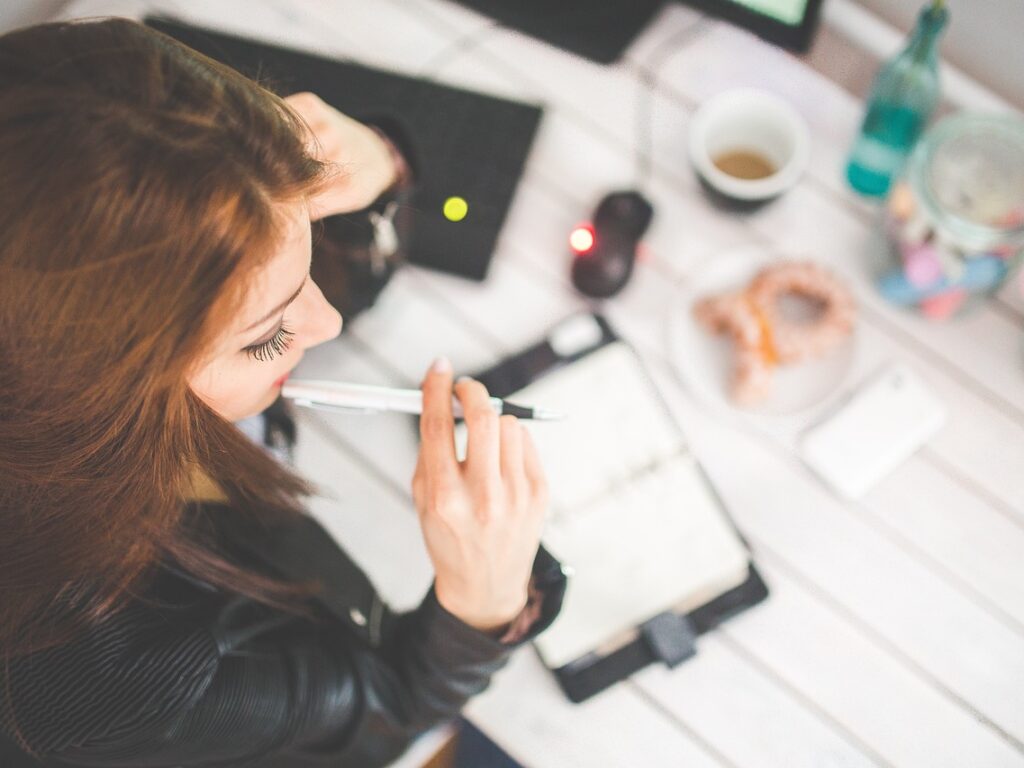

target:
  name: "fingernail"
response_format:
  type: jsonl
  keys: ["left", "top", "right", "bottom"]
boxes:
{"left": 431, "top": 356, "right": 451, "bottom": 374}
{"left": 456, "top": 375, "right": 472, "bottom": 384}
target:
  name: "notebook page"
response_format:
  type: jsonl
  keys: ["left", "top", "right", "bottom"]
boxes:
{"left": 455, "top": 342, "right": 749, "bottom": 668}
{"left": 534, "top": 452, "right": 749, "bottom": 667}
{"left": 456, "top": 343, "right": 688, "bottom": 514}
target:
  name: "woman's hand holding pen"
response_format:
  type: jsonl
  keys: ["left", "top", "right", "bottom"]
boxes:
{"left": 412, "top": 357, "right": 549, "bottom": 634}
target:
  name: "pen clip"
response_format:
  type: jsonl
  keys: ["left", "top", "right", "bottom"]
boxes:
{"left": 292, "top": 399, "right": 385, "bottom": 416}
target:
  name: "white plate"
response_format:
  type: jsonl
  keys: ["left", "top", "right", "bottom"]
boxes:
{"left": 668, "top": 247, "right": 858, "bottom": 421}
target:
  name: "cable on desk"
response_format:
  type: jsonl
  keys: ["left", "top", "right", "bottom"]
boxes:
{"left": 417, "top": 10, "right": 711, "bottom": 198}
{"left": 633, "top": 18, "right": 711, "bottom": 193}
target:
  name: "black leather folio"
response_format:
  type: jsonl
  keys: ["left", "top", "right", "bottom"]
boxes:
{"left": 146, "top": 17, "right": 543, "bottom": 282}
{"left": 470, "top": 313, "right": 769, "bottom": 703}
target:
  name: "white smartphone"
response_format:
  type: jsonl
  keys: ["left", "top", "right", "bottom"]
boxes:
{"left": 799, "top": 363, "right": 946, "bottom": 500}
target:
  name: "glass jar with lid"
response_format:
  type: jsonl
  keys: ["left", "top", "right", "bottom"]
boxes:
{"left": 878, "top": 112, "right": 1024, "bottom": 319}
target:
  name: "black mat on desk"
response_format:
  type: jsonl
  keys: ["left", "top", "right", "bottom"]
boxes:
{"left": 146, "top": 16, "right": 542, "bottom": 281}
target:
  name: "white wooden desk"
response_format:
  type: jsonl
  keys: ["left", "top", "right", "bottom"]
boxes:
{"left": 60, "top": 1, "right": 1024, "bottom": 765}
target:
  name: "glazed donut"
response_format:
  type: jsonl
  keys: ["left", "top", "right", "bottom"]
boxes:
{"left": 693, "top": 261, "right": 856, "bottom": 405}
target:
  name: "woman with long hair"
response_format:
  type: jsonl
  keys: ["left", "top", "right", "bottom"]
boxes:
{"left": 0, "top": 17, "right": 564, "bottom": 767}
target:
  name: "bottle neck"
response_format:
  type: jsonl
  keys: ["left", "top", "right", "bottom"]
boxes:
{"left": 904, "top": 4, "right": 949, "bottom": 64}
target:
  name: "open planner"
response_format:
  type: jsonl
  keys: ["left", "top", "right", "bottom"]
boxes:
{"left": 456, "top": 313, "right": 768, "bottom": 702}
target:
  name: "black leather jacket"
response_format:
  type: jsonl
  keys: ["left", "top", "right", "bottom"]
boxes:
{"left": 0, "top": 505, "right": 567, "bottom": 767}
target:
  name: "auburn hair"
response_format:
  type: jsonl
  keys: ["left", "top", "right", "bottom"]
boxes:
{"left": 0, "top": 17, "right": 333, "bottom": 657}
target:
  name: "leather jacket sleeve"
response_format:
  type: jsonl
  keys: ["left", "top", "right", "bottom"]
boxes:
{"left": 155, "top": 581, "right": 558, "bottom": 768}
{"left": 3, "top": 519, "right": 566, "bottom": 768}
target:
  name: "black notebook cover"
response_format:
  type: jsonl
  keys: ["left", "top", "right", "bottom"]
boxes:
{"left": 470, "top": 312, "right": 769, "bottom": 703}
{"left": 146, "top": 16, "right": 542, "bottom": 282}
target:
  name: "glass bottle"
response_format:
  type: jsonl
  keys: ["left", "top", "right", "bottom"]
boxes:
{"left": 845, "top": 0, "right": 949, "bottom": 197}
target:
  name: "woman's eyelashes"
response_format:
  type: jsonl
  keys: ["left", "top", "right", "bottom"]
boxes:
{"left": 244, "top": 323, "right": 295, "bottom": 362}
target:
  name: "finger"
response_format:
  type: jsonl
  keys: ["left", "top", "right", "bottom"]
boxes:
{"left": 302, "top": 129, "right": 337, "bottom": 163}
{"left": 499, "top": 416, "right": 524, "bottom": 476}
{"left": 454, "top": 377, "right": 500, "bottom": 483}
{"left": 315, "top": 183, "right": 375, "bottom": 216}
{"left": 499, "top": 416, "right": 527, "bottom": 504}
{"left": 410, "top": 448, "right": 426, "bottom": 512}
{"left": 419, "top": 358, "right": 459, "bottom": 482}
{"left": 284, "top": 90, "right": 320, "bottom": 106}
{"left": 283, "top": 93, "right": 322, "bottom": 137}
{"left": 316, "top": 130, "right": 342, "bottom": 160}
{"left": 284, "top": 91, "right": 325, "bottom": 119}
{"left": 521, "top": 427, "right": 549, "bottom": 508}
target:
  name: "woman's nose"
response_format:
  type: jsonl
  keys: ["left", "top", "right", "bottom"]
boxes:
{"left": 297, "top": 280, "right": 343, "bottom": 349}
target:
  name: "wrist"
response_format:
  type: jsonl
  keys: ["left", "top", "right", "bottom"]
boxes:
{"left": 368, "top": 125, "right": 410, "bottom": 194}
{"left": 435, "top": 585, "right": 528, "bottom": 635}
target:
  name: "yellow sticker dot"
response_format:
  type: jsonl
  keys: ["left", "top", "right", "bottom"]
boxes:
{"left": 443, "top": 196, "right": 468, "bottom": 222}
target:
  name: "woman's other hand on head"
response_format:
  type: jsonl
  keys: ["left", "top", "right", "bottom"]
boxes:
{"left": 411, "top": 358, "right": 549, "bottom": 634}
{"left": 285, "top": 92, "right": 399, "bottom": 218}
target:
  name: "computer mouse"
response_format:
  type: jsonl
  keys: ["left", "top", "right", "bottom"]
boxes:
{"left": 570, "top": 190, "right": 654, "bottom": 298}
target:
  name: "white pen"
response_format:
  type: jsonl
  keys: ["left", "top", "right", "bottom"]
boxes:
{"left": 281, "top": 379, "right": 565, "bottom": 421}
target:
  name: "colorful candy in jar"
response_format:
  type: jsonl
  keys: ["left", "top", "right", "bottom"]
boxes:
{"left": 881, "top": 188, "right": 1021, "bottom": 319}
{"left": 876, "top": 113, "right": 1024, "bottom": 319}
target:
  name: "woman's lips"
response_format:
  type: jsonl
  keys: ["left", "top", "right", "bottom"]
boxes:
{"left": 273, "top": 357, "right": 301, "bottom": 389}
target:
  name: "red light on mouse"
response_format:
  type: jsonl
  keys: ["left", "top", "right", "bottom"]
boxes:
{"left": 569, "top": 224, "right": 595, "bottom": 254}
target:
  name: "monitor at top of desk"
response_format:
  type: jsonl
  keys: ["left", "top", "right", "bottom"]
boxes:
{"left": 450, "top": 0, "right": 824, "bottom": 61}
{"left": 679, "top": 0, "right": 824, "bottom": 50}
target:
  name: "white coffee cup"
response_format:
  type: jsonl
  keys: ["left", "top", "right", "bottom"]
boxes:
{"left": 688, "top": 88, "right": 810, "bottom": 205}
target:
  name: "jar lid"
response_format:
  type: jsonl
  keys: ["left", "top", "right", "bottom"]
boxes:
{"left": 912, "top": 112, "right": 1024, "bottom": 250}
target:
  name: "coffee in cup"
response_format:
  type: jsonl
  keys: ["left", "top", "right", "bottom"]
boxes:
{"left": 689, "top": 88, "right": 810, "bottom": 208}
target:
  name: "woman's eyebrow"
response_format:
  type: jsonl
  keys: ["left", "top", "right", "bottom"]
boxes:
{"left": 242, "top": 275, "right": 307, "bottom": 333}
